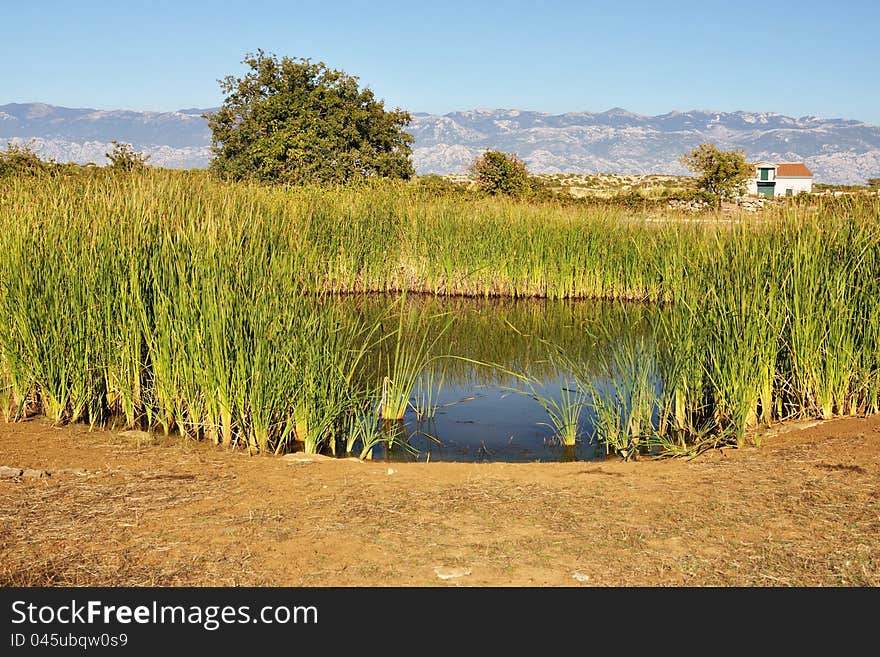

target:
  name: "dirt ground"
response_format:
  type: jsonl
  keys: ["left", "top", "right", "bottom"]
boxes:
{"left": 1, "top": 415, "right": 878, "bottom": 587}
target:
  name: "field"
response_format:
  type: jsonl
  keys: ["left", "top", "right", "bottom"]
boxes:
{"left": 1, "top": 170, "right": 880, "bottom": 458}
{"left": 1, "top": 168, "right": 879, "bottom": 586}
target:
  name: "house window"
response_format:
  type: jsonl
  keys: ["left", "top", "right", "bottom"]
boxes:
{"left": 759, "top": 168, "right": 771, "bottom": 181}
{"left": 785, "top": 189, "right": 793, "bottom": 196}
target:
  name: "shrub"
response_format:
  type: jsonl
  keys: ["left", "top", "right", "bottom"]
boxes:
{"left": 0, "top": 142, "right": 49, "bottom": 178}
{"left": 105, "top": 141, "right": 150, "bottom": 171}
{"left": 470, "top": 150, "right": 531, "bottom": 197}
{"left": 679, "top": 143, "right": 751, "bottom": 205}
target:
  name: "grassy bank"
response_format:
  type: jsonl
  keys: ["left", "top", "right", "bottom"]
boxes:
{"left": 1, "top": 169, "right": 878, "bottom": 456}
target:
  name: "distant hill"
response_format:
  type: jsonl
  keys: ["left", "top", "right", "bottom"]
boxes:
{"left": 409, "top": 108, "right": 880, "bottom": 185}
{"left": 0, "top": 103, "right": 214, "bottom": 168}
{"left": 2, "top": 103, "right": 879, "bottom": 184}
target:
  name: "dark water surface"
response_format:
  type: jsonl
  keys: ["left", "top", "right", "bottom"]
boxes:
{"left": 338, "top": 295, "right": 658, "bottom": 462}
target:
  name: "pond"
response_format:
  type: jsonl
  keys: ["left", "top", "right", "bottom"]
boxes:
{"left": 331, "top": 294, "right": 662, "bottom": 463}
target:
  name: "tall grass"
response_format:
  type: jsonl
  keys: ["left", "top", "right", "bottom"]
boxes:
{"left": 412, "top": 368, "right": 446, "bottom": 423}
{"left": 0, "top": 173, "right": 385, "bottom": 454}
{"left": 585, "top": 332, "right": 660, "bottom": 459}
{"left": 1, "top": 171, "right": 879, "bottom": 456}
{"left": 523, "top": 379, "right": 589, "bottom": 447}
{"left": 644, "top": 196, "right": 880, "bottom": 453}
{"left": 379, "top": 298, "right": 451, "bottom": 421}
{"left": 510, "top": 344, "right": 590, "bottom": 447}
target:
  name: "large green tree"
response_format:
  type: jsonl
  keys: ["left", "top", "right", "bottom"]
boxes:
{"left": 205, "top": 51, "right": 415, "bottom": 184}
{"left": 679, "top": 143, "right": 752, "bottom": 204}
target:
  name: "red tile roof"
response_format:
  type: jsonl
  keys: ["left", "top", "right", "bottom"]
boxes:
{"left": 775, "top": 163, "right": 812, "bottom": 177}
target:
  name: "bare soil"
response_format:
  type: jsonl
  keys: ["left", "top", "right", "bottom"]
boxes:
{"left": 1, "top": 416, "right": 878, "bottom": 587}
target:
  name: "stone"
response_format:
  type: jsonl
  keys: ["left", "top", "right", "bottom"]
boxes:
{"left": 280, "top": 453, "right": 333, "bottom": 463}
{"left": 434, "top": 566, "right": 471, "bottom": 580}
{"left": 55, "top": 468, "right": 89, "bottom": 476}
{"left": 572, "top": 571, "right": 591, "bottom": 583}
{"left": 21, "top": 469, "right": 50, "bottom": 478}
{"left": 0, "top": 466, "right": 23, "bottom": 479}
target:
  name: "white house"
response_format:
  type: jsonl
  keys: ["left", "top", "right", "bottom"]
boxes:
{"left": 746, "top": 161, "right": 813, "bottom": 197}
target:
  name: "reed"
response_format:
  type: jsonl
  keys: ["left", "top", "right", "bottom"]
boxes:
{"left": 505, "top": 342, "right": 589, "bottom": 447}
{"left": 0, "top": 359, "right": 13, "bottom": 423}
{"left": 526, "top": 379, "right": 589, "bottom": 447}
{"left": 412, "top": 367, "right": 446, "bottom": 423}
{"left": 379, "top": 297, "right": 451, "bottom": 421}
{"left": 581, "top": 331, "right": 660, "bottom": 459}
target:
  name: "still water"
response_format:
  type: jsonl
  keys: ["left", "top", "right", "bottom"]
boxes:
{"left": 336, "top": 295, "right": 660, "bottom": 463}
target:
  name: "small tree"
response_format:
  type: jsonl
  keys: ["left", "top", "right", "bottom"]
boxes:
{"left": 105, "top": 141, "right": 150, "bottom": 171}
{"left": 471, "top": 150, "right": 531, "bottom": 197}
{"left": 679, "top": 143, "right": 751, "bottom": 204}
{"left": 205, "top": 50, "right": 414, "bottom": 185}
{"left": 867, "top": 178, "right": 880, "bottom": 189}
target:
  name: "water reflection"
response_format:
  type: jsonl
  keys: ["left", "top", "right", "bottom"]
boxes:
{"left": 332, "top": 294, "right": 660, "bottom": 463}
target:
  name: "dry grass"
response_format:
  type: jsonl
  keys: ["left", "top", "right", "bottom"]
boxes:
{"left": 0, "top": 467, "right": 255, "bottom": 586}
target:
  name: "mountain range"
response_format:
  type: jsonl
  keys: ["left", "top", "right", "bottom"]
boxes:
{"left": 2, "top": 102, "right": 879, "bottom": 184}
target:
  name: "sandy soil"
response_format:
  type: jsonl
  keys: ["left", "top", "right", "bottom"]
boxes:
{"left": 1, "top": 415, "right": 878, "bottom": 587}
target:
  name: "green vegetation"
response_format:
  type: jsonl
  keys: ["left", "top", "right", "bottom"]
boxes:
{"left": 205, "top": 51, "right": 414, "bottom": 185}
{"left": 0, "top": 142, "right": 106, "bottom": 179}
{"left": 679, "top": 142, "right": 751, "bottom": 204}
{"left": 1, "top": 168, "right": 879, "bottom": 459}
{"left": 536, "top": 172, "right": 697, "bottom": 199}
{"left": 584, "top": 331, "right": 659, "bottom": 459}
{"left": 518, "top": 370, "right": 589, "bottom": 447}
{"left": 0, "top": 142, "right": 50, "bottom": 177}
{"left": 814, "top": 182, "right": 879, "bottom": 194}
{"left": 432, "top": 170, "right": 715, "bottom": 208}
{"left": 470, "top": 150, "right": 532, "bottom": 197}
{"left": 379, "top": 300, "right": 450, "bottom": 421}
{"left": 105, "top": 141, "right": 150, "bottom": 171}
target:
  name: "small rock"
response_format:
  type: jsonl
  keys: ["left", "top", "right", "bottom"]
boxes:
{"left": 0, "top": 466, "right": 23, "bottom": 479}
{"left": 572, "top": 572, "right": 591, "bottom": 583}
{"left": 386, "top": 468, "right": 396, "bottom": 476}
{"left": 280, "top": 453, "right": 333, "bottom": 463}
{"left": 434, "top": 566, "right": 471, "bottom": 580}
{"left": 56, "top": 468, "right": 89, "bottom": 476}
{"left": 21, "top": 469, "right": 50, "bottom": 478}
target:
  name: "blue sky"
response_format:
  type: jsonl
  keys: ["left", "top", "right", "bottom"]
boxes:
{"left": 2, "top": 0, "right": 878, "bottom": 123}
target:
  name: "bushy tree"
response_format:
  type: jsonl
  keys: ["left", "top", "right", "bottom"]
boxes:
{"left": 0, "top": 141, "right": 48, "bottom": 177}
{"left": 105, "top": 141, "right": 150, "bottom": 171}
{"left": 205, "top": 50, "right": 415, "bottom": 185}
{"left": 471, "top": 150, "right": 531, "bottom": 197}
{"left": 679, "top": 143, "right": 751, "bottom": 204}
{"left": 867, "top": 178, "right": 880, "bottom": 189}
